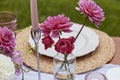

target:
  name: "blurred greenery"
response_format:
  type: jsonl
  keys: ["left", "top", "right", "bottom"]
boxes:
{"left": 0, "top": 0, "right": 120, "bottom": 36}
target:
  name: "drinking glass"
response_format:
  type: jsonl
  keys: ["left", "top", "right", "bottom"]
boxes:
{"left": 0, "top": 11, "right": 17, "bottom": 32}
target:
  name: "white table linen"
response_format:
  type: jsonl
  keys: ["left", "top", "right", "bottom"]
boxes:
{"left": 14, "top": 64, "right": 120, "bottom": 80}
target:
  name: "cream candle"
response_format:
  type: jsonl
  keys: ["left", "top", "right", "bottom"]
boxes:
{"left": 30, "top": 0, "right": 39, "bottom": 31}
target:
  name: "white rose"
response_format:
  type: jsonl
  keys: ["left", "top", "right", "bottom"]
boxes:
{"left": 0, "top": 54, "right": 15, "bottom": 80}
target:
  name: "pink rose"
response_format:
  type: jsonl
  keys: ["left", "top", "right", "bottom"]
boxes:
{"left": 42, "top": 36, "right": 54, "bottom": 49}
{"left": 55, "top": 36, "right": 75, "bottom": 54}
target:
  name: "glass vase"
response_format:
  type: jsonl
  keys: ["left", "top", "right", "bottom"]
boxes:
{"left": 54, "top": 53, "right": 76, "bottom": 80}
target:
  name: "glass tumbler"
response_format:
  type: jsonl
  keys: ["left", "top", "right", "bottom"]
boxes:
{"left": 0, "top": 11, "right": 17, "bottom": 32}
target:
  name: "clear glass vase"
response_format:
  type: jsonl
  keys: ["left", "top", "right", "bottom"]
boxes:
{"left": 54, "top": 53, "right": 76, "bottom": 80}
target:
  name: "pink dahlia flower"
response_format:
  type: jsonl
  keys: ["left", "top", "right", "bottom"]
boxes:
{"left": 40, "top": 14, "right": 73, "bottom": 38}
{"left": 0, "top": 27, "right": 16, "bottom": 53}
{"left": 76, "top": 0, "right": 105, "bottom": 26}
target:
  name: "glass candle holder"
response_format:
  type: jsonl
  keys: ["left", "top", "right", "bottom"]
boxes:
{"left": 85, "top": 72, "right": 107, "bottom": 80}
{"left": 0, "top": 11, "right": 17, "bottom": 32}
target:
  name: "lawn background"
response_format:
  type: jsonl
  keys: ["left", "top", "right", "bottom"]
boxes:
{"left": 0, "top": 0, "right": 120, "bottom": 36}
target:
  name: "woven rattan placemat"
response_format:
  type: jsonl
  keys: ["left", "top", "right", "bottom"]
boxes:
{"left": 16, "top": 27, "right": 115, "bottom": 74}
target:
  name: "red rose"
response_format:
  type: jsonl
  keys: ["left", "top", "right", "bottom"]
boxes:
{"left": 55, "top": 36, "right": 75, "bottom": 54}
{"left": 42, "top": 36, "right": 54, "bottom": 49}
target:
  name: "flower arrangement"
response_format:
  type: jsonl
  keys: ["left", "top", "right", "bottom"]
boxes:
{"left": 41, "top": 0, "right": 105, "bottom": 55}
{"left": 40, "top": 14, "right": 75, "bottom": 80}
{"left": 40, "top": 0, "right": 105, "bottom": 79}
{"left": 0, "top": 27, "right": 23, "bottom": 80}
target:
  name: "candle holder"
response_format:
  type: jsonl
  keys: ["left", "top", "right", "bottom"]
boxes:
{"left": 30, "top": 28, "right": 41, "bottom": 80}
{"left": 85, "top": 72, "right": 107, "bottom": 80}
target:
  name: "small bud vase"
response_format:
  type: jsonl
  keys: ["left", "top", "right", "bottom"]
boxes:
{"left": 54, "top": 53, "right": 76, "bottom": 80}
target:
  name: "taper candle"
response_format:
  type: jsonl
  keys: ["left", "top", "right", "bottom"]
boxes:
{"left": 30, "top": 0, "right": 39, "bottom": 31}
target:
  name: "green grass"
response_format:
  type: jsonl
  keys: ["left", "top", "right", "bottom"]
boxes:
{"left": 0, "top": 0, "right": 120, "bottom": 36}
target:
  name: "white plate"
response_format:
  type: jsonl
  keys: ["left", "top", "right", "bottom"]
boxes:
{"left": 106, "top": 67, "right": 120, "bottom": 80}
{"left": 29, "top": 23, "right": 99, "bottom": 57}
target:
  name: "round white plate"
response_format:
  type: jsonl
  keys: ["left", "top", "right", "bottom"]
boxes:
{"left": 29, "top": 23, "right": 99, "bottom": 57}
{"left": 106, "top": 67, "right": 120, "bottom": 80}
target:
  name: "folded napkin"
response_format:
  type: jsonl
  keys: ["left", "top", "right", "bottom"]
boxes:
{"left": 14, "top": 64, "right": 120, "bottom": 80}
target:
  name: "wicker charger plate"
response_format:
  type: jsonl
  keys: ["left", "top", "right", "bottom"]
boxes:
{"left": 16, "top": 27, "right": 115, "bottom": 74}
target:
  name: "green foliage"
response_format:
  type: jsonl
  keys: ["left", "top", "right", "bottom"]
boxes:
{"left": 0, "top": 0, "right": 120, "bottom": 36}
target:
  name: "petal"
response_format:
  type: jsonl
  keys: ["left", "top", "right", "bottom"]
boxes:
{"left": 62, "top": 29, "right": 72, "bottom": 33}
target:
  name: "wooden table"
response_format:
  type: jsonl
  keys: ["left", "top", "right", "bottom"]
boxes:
{"left": 109, "top": 37, "right": 120, "bottom": 65}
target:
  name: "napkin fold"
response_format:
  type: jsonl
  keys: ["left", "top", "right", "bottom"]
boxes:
{"left": 14, "top": 64, "right": 120, "bottom": 80}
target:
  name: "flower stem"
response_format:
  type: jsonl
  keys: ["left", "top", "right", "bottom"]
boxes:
{"left": 20, "top": 66, "right": 24, "bottom": 80}
{"left": 64, "top": 54, "right": 72, "bottom": 80}
{"left": 59, "top": 54, "right": 67, "bottom": 70}
{"left": 59, "top": 31, "right": 62, "bottom": 39}
{"left": 75, "top": 17, "right": 88, "bottom": 42}
{"left": 64, "top": 54, "right": 68, "bottom": 70}
{"left": 59, "top": 35, "right": 61, "bottom": 39}
{"left": 22, "top": 70, "right": 24, "bottom": 80}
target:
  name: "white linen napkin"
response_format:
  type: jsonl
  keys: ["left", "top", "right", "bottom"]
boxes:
{"left": 14, "top": 64, "right": 120, "bottom": 80}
